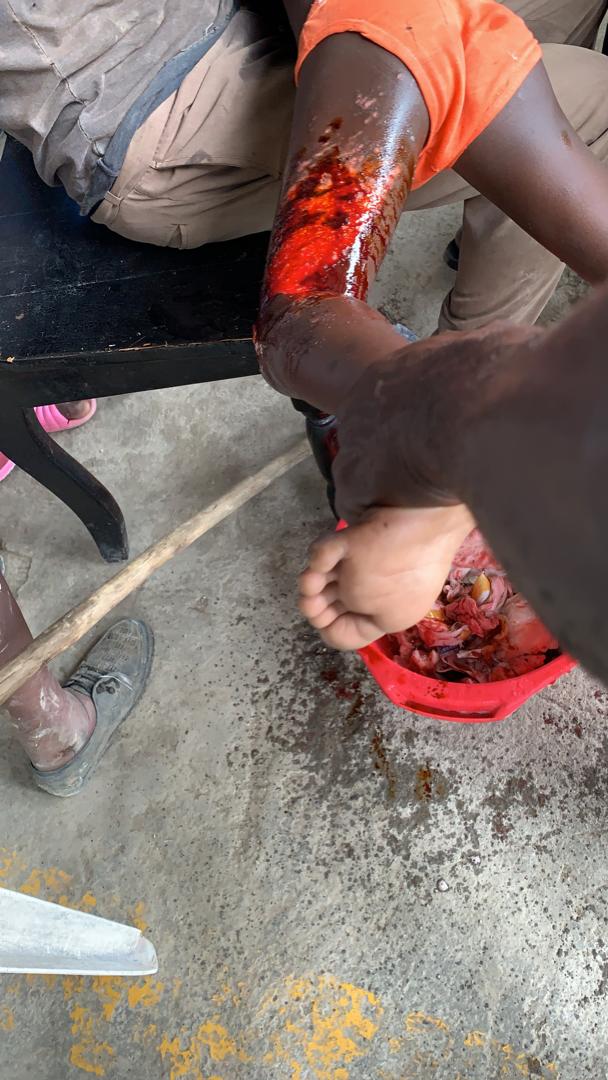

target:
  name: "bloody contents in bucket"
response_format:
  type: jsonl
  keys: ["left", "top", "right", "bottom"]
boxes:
{"left": 386, "top": 530, "right": 558, "bottom": 683}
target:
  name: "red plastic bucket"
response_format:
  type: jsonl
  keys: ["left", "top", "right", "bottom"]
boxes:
{"left": 335, "top": 521, "right": 575, "bottom": 722}
{"left": 358, "top": 635, "right": 575, "bottom": 723}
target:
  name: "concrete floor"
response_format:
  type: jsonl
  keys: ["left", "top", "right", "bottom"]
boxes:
{"left": 0, "top": 204, "right": 605, "bottom": 1080}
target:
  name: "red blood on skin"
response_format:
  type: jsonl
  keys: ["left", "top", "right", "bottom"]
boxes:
{"left": 262, "top": 134, "right": 411, "bottom": 308}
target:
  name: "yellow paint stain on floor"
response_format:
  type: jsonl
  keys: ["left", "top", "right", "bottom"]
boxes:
{"left": 211, "top": 978, "right": 247, "bottom": 1009}
{"left": 24, "top": 973, "right": 57, "bottom": 989}
{"left": 1, "top": 957, "right": 562, "bottom": 1080}
{"left": 259, "top": 974, "right": 383, "bottom": 1079}
{"left": 62, "top": 974, "right": 169, "bottom": 1074}
{"left": 127, "top": 977, "right": 165, "bottom": 1010}
{"left": 157, "top": 1032, "right": 198, "bottom": 1079}
{"left": 0, "top": 852, "right": 560, "bottom": 1079}
{"left": 464, "top": 1029, "right": 486, "bottom": 1049}
{"left": 62, "top": 975, "right": 85, "bottom": 1003}
{"left": 406, "top": 1010, "right": 450, "bottom": 1036}
{"left": 138, "top": 1022, "right": 158, "bottom": 1045}
{"left": 199, "top": 1019, "right": 250, "bottom": 1062}
{"left": 90, "top": 978, "right": 124, "bottom": 1022}
{"left": 158, "top": 1018, "right": 250, "bottom": 1078}
{"left": 0, "top": 1006, "right": 14, "bottom": 1031}
{"left": 0, "top": 848, "right": 23, "bottom": 880}
{"left": 69, "top": 1004, "right": 115, "bottom": 1077}
{"left": 19, "top": 866, "right": 72, "bottom": 903}
{"left": 128, "top": 900, "right": 149, "bottom": 932}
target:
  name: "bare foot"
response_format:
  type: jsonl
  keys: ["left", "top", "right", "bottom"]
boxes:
{"left": 57, "top": 400, "right": 93, "bottom": 421}
{"left": 299, "top": 504, "right": 474, "bottom": 650}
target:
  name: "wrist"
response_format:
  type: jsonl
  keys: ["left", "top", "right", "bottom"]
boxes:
{"left": 255, "top": 293, "right": 407, "bottom": 413}
{"left": 332, "top": 321, "right": 542, "bottom": 521}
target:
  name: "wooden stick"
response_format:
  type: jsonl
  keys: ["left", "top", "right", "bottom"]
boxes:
{"left": 0, "top": 439, "right": 310, "bottom": 706}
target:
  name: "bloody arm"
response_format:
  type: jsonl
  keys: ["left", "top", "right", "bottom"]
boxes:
{"left": 257, "top": 8, "right": 608, "bottom": 415}
{"left": 255, "top": 21, "right": 429, "bottom": 413}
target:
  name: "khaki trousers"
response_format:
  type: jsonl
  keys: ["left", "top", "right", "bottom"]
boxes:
{"left": 92, "top": 0, "right": 608, "bottom": 330}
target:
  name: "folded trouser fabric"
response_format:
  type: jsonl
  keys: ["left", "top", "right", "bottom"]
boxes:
{"left": 92, "top": 8, "right": 294, "bottom": 248}
{"left": 507, "top": 0, "right": 606, "bottom": 45}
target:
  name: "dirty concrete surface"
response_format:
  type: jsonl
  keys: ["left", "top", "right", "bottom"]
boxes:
{"left": 0, "top": 203, "right": 605, "bottom": 1080}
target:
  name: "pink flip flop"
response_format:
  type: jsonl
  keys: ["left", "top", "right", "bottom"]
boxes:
{"left": 0, "top": 400, "right": 97, "bottom": 482}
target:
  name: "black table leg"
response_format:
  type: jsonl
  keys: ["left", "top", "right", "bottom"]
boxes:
{"left": 0, "top": 406, "right": 128, "bottom": 563}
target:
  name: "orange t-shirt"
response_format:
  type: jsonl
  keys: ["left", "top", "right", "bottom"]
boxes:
{"left": 296, "top": 0, "right": 542, "bottom": 189}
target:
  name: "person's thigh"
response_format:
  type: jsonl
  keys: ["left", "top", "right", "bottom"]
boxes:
{"left": 501, "top": 0, "right": 606, "bottom": 47}
{"left": 406, "top": 168, "right": 474, "bottom": 212}
{"left": 543, "top": 41, "right": 608, "bottom": 148}
{"left": 92, "top": 8, "right": 294, "bottom": 248}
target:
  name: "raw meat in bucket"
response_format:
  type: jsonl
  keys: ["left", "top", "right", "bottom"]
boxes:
{"left": 387, "top": 530, "right": 559, "bottom": 683}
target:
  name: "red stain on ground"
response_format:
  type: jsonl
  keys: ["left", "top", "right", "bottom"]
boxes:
{"left": 414, "top": 764, "right": 447, "bottom": 802}
{"left": 370, "top": 726, "right": 396, "bottom": 801}
{"left": 321, "top": 669, "right": 360, "bottom": 702}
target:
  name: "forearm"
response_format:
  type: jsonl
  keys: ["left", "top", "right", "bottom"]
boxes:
{"left": 256, "top": 28, "right": 428, "bottom": 409}
{"left": 256, "top": 294, "right": 410, "bottom": 415}
{"left": 262, "top": 33, "right": 426, "bottom": 304}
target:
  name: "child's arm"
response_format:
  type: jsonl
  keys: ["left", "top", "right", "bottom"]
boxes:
{"left": 255, "top": 27, "right": 429, "bottom": 411}
{"left": 256, "top": 0, "right": 541, "bottom": 411}
{"left": 456, "top": 59, "right": 608, "bottom": 285}
{"left": 257, "top": 2, "right": 608, "bottom": 415}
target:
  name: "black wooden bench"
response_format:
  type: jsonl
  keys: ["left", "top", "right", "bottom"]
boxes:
{"left": 0, "top": 138, "right": 267, "bottom": 563}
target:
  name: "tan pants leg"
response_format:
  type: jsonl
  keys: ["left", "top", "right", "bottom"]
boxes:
{"left": 92, "top": 8, "right": 294, "bottom": 248}
{"left": 502, "top": 0, "right": 606, "bottom": 46}
{"left": 406, "top": 43, "right": 608, "bottom": 331}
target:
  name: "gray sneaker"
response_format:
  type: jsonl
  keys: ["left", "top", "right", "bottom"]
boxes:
{"left": 31, "top": 618, "right": 154, "bottom": 797}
